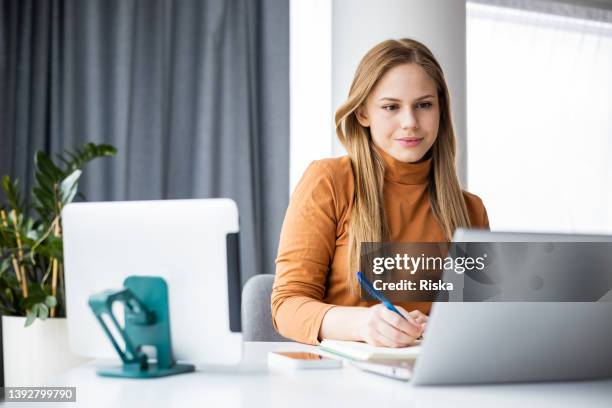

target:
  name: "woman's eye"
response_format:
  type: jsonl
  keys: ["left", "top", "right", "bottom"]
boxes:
{"left": 383, "top": 105, "right": 399, "bottom": 111}
{"left": 416, "top": 102, "right": 433, "bottom": 109}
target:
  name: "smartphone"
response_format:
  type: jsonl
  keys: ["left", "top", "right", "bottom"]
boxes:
{"left": 267, "top": 351, "right": 343, "bottom": 369}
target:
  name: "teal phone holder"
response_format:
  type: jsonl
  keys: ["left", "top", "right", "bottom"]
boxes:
{"left": 88, "top": 276, "right": 195, "bottom": 378}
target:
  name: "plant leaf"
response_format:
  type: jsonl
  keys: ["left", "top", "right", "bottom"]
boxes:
{"left": 1, "top": 176, "right": 24, "bottom": 212}
{"left": 21, "top": 284, "right": 49, "bottom": 310}
{"left": 32, "top": 186, "right": 55, "bottom": 220}
{"left": 44, "top": 295, "right": 57, "bottom": 308}
{"left": 26, "top": 228, "right": 40, "bottom": 241}
{"left": 4, "top": 287, "right": 15, "bottom": 307}
{"left": 59, "top": 170, "right": 82, "bottom": 206}
{"left": 34, "top": 235, "right": 63, "bottom": 260}
{"left": 38, "top": 303, "right": 49, "bottom": 320}
{"left": 34, "top": 170, "right": 55, "bottom": 194}
{"left": 59, "top": 143, "right": 117, "bottom": 176}
{"left": 35, "top": 151, "right": 63, "bottom": 181}
{"left": 25, "top": 307, "right": 36, "bottom": 327}
{"left": 33, "top": 151, "right": 64, "bottom": 223}
{"left": 0, "top": 257, "right": 11, "bottom": 276}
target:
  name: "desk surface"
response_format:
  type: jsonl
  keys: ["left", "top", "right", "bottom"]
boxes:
{"left": 23, "top": 342, "right": 612, "bottom": 408}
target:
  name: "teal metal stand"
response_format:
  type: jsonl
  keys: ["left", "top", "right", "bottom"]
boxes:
{"left": 88, "top": 276, "right": 195, "bottom": 378}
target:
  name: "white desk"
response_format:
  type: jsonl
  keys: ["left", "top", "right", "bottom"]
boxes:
{"left": 23, "top": 342, "right": 612, "bottom": 408}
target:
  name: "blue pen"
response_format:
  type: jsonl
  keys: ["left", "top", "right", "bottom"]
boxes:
{"left": 356, "top": 271, "right": 408, "bottom": 320}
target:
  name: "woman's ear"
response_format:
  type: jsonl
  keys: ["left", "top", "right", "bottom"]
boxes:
{"left": 356, "top": 106, "right": 370, "bottom": 127}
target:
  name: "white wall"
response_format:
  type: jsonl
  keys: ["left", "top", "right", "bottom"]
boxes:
{"left": 289, "top": 0, "right": 332, "bottom": 193}
{"left": 290, "top": 0, "right": 468, "bottom": 192}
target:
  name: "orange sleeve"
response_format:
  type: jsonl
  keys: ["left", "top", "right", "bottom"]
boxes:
{"left": 271, "top": 161, "right": 339, "bottom": 345}
{"left": 482, "top": 204, "right": 490, "bottom": 230}
{"left": 463, "top": 191, "right": 490, "bottom": 230}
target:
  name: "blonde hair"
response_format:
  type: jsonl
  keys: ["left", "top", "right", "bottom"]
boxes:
{"left": 335, "top": 38, "right": 472, "bottom": 294}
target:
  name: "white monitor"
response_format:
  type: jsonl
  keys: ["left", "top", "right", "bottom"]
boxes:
{"left": 62, "top": 198, "right": 242, "bottom": 366}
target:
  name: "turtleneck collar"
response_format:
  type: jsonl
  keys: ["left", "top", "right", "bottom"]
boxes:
{"left": 375, "top": 145, "right": 432, "bottom": 185}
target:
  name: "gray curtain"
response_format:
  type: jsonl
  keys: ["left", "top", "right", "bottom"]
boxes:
{"left": 0, "top": 0, "right": 289, "bottom": 285}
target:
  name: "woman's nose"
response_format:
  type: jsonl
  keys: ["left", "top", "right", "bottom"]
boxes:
{"left": 400, "top": 108, "right": 418, "bottom": 130}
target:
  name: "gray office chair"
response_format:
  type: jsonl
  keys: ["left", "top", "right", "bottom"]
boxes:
{"left": 241, "top": 274, "right": 289, "bottom": 342}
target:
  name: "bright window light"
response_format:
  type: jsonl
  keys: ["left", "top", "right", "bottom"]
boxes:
{"left": 467, "top": 2, "right": 612, "bottom": 234}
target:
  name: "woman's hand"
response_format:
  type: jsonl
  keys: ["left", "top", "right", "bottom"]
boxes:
{"left": 357, "top": 304, "right": 427, "bottom": 347}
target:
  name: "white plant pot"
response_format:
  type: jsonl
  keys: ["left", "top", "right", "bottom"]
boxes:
{"left": 2, "top": 315, "right": 90, "bottom": 387}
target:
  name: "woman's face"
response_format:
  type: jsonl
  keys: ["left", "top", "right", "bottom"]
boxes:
{"left": 356, "top": 63, "right": 440, "bottom": 163}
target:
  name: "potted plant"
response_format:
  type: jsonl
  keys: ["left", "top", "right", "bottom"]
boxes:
{"left": 0, "top": 143, "right": 116, "bottom": 386}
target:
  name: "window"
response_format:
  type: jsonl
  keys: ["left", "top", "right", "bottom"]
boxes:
{"left": 467, "top": 1, "right": 612, "bottom": 233}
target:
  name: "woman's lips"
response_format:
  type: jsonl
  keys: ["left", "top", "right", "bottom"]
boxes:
{"left": 395, "top": 138, "right": 423, "bottom": 147}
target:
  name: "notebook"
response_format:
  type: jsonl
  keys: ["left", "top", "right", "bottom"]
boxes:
{"left": 319, "top": 339, "right": 421, "bottom": 361}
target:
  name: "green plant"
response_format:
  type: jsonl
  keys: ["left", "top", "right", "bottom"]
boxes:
{"left": 0, "top": 143, "right": 117, "bottom": 326}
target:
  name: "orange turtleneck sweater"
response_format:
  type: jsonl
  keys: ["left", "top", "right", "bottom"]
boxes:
{"left": 271, "top": 150, "right": 490, "bottom": 345}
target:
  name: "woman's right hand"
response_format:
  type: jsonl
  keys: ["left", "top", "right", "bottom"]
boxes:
{"left": 357, "top": 304, "right": 425, "bottom": 347}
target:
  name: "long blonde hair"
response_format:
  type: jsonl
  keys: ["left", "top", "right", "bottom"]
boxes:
{"left": 335, "top": 38, "right": 472, "bottom": 294}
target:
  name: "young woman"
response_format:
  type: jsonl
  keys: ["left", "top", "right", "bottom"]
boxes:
{"left": 271, "top": 38, "right": 489, "bottom": 347}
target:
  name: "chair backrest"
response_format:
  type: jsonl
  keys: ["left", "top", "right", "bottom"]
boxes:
{"left": 241, "top": 274, "right": 289, "bottom": 342}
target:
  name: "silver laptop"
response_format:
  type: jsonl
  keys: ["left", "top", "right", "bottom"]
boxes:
{"left": 409, "top": 230, "right": 612, "bottom": 385}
